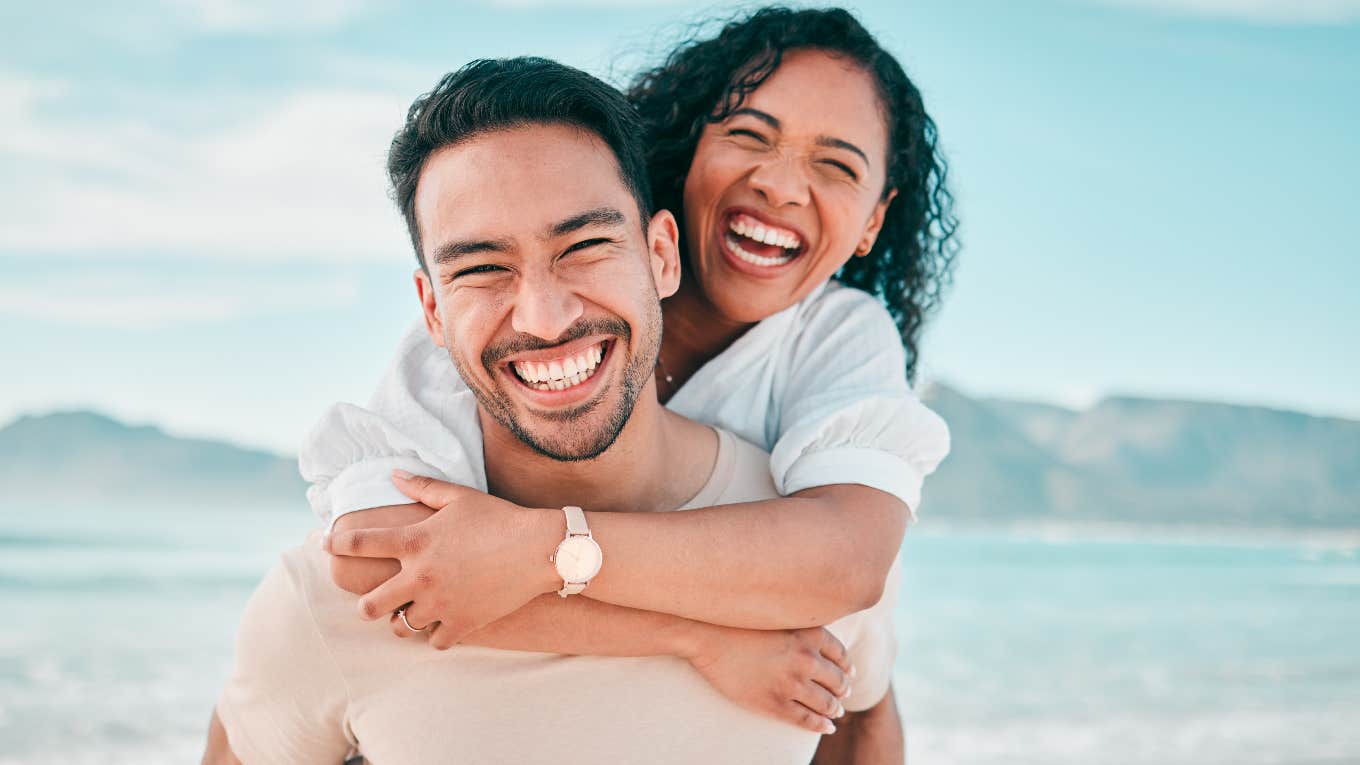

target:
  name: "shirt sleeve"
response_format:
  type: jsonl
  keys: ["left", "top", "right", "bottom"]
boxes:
{"left": 216, "top": 553, "right": 355, "bottom": 764}
{"left": 827, "top": 554, "right": 902, "bottom": 713}
{"left": 769, "top": 286, "right": 950, "bottom": 520}
{"left": 299, "top": 321, "right": 486, "bottom": 527}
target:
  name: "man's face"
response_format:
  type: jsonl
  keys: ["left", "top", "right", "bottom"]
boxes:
{"left": 413, "top": 123, "right": 680, "bottom": 461}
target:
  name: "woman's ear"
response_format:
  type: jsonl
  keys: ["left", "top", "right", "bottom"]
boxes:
{"left": 855, "top": 188, "right": 898, "bottom": 257}
{"left": 413, "top": 267, "right": 448, "bottom": 348}
{"left": 646, "top": 209, "right": 683, "bottom": 299}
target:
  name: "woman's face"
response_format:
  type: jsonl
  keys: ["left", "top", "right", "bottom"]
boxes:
{"left": 681, "top": 47, "right": 895, "bottom": 324}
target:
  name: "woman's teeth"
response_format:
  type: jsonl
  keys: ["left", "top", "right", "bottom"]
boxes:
{"left": 726, "top": 214, "right": 801, "bottom": 267}
{"left": 729, "top": 215, "right": 802, "bottom": 250}
{"left": 511, "top": 342, "right": 605, "bottom": 391}
{"left": 726, "top": 233, "right": 796, "bottom": 267}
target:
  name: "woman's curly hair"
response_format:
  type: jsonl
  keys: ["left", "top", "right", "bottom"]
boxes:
{"left": 627, "top": 6, "right": 959, "bottom": 380}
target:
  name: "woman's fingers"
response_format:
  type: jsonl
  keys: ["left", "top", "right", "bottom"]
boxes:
{"left": 794, "top": 676, "right": 845, "bottom": 727}
{"left": 780, "top": 700, "right": 838, "bottom": 736}
{"left": 809, "top": 650, "right": 853, "bottom": 700}
{"left": 818, "top": 629, "right": 853, "bottom": 678}
{"left": 388, "top": 601, "right": 435, "bottom": 639}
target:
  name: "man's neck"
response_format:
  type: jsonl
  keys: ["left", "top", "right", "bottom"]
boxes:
{"left": 480, "top": 379, "right": 718, "bottom": 514}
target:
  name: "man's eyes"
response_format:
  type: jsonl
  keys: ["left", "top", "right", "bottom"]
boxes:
{"left": 451, "top": 263, "right": 508, "bottom": 279}
{"left": 562, "top": 237, "right": 616, "bottom": 256}
{"left": 446, "top": 239, "right": 616, "bottom": 281}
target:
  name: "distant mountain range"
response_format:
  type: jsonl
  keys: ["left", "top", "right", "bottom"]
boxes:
{"left": 920, "top": 385, "right": 1360, "bottom": 529}
{"left": 0, "top": 411, "right": 306, "bottom": 509}
{"left": 2, "top": 392, "right": 1357, "bottom": 528}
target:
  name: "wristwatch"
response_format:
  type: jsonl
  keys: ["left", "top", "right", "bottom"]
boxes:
{"left": 551, "top": 506, "right": 602, "bottom": 597}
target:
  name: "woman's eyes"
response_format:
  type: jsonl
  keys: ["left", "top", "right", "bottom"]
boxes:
{"left": 819, "top": 159, "right": 859, "bottom": 181}
{"left": 726, "top": 127, "right": 860, "bottom": 181}
{"left": 727, "top": 128, "right": 769, "bottom": 144}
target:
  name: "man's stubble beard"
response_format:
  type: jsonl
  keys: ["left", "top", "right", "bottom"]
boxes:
{"left": 446, "top": 303, "right": 663, "bottom": 462}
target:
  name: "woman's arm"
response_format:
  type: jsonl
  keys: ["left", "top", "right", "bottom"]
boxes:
{"left": 811, "top": 686, "right": 904, "bottom": 765}
{"left": 580, "top": 483, "right": 905, "bottom": 627}
{"left": 329, "top": 476, "right": 907, "bottom": 636}
{"left": 332, "top": 504, "right": 852, "bottom": 734}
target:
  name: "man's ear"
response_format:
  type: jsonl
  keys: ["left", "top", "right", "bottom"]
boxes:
{"left": 413, "top": 267, "right": 448, "bottom": 348}
{"left": 645, "top": 209, "right": 682, "bottom": 299}
{"left": 855, "top": 188, "right": 898, "bottom": 257}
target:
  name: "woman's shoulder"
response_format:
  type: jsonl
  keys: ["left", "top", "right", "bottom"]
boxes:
{"left": 778, "top": 280, "right": 902, "bottom": 363}
{"left": 786, "top": 281, "right": 897, "bottom": 340}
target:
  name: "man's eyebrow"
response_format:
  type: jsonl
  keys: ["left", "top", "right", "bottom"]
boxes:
{"left": 430, "top": 237, "right": 513, "bottom": 265}
{"left": 732, "top": 107, "right": 870, "bottom": 166}
{"left": 547, "top": 207, "right": 627, "bottom": 238}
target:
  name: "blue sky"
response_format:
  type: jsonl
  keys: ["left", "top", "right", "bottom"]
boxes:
{"left": 2, "top": 0, "right": 1357, "bottom": 452}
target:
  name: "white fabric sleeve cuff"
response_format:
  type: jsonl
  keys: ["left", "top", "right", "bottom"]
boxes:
{"left": 781, "top": 447, "right": 925, "bottom": 524}
{"left": 318, "top": 455, "right": 447, "bottom": 534}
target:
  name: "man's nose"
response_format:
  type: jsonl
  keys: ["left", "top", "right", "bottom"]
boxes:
{"left": 748, "top": 154, "right": 811, "bottom": 208}
{"left": 510, "top": 275, "right": 585, "bottom": 341}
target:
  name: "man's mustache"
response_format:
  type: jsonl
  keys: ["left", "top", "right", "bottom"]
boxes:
{"left": 481, "top": 318, "right": 631, "bottom": 369}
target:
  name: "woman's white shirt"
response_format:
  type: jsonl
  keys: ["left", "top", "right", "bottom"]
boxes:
{"left": 300, "top": 281, "right": 950, "bottom": 526}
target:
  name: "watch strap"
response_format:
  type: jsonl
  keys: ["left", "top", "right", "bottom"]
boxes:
{"left": 562, "top": 505, "right": 589, "bottom": 537}
{"left": 556, "top": 506, "right": 593, "bottom": 598}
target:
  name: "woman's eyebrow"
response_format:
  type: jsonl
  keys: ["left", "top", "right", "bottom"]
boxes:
{"left": 731, "top": 107, "right": 869, "bottom": 166}
{"left": 816, "top": 136, "right": 869, "bottom": 167}
{"left": 730, "top": 107, "right": 781, "bottom": 129}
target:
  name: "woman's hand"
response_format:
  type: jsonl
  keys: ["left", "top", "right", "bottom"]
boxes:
{"left": 686, "top": 624, "right": 854, "bottom": 735}
{"left": 325, "top": 471, "right": 561, "bottom": 649}
{"left": 327, "top": 503, "right": 435, "bottom": 595}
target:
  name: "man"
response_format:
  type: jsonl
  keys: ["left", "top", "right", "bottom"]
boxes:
{"left": 203, "top": 57, "right": 898, "bottom": 764}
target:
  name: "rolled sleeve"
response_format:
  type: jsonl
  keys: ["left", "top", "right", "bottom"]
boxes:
{"left": 772, "top": 395, "right": 951, "bottom": 520}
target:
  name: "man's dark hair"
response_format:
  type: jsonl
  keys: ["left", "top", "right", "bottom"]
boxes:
{"left": 389, "top": 57, "right": 654, "bottom": 270}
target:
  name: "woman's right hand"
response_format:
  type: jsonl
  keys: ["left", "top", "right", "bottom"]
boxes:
{"left": 327, "top": 503, "right": 435, "bottom": 595}
{"left": 685, "top": 625, "right": 854, "bottom": 735}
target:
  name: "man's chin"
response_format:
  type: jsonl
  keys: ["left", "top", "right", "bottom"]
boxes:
{"left": 509, "top": 423, "right": 625, "bottom": 463}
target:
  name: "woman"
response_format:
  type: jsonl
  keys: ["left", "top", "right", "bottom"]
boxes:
{"left": 306, "top": 6, "right": 957, "bottom": 759}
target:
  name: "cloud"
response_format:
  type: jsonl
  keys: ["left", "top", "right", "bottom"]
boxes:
{"left": 0, "top": 266, "right": 362, "bottom": 330}
{"left": 0, "top": 71, "right": 412, "bottom": 262}
{"left": 167, "top": 0, "right": 380, "bottom": 33}
{"left": 1085, "top": 0, "right": 1360, "bottom": 24}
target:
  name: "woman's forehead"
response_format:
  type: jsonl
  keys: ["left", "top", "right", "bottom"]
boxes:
{"left": 739, "top": 48, "right": 888, "bottom": 153}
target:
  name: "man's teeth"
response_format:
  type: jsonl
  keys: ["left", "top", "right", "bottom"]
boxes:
{"left": 728, "top": 215, "right": 802, "bottom": 251}
{"left": 512, "top": 343, "right": 605, "bottom": 391}
{"left": 726, "top": 233, "right": 795, "bottom": 267}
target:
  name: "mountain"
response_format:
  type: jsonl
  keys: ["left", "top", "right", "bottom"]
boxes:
{"left": 0, "top": 411, "right": 306, "bottom": 509}
{"left": 3, "top": 394, "right": 1357, "bottom": 528}
{"left": 922, "top": 385, "right": 1360, "bottom": 529}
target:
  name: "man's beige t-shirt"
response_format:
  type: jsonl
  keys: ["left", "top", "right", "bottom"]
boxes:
{"left": 218, "top": 428, "right": 900, "bottom": 764}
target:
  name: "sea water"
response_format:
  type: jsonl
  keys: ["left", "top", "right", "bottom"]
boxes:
{"left": 1, "top": 505, "right": 1356, "bottom": 764}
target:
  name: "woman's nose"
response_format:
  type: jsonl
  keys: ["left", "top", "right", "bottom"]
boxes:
{"left": 747, "top": 154, "right": 811, "bottom": 208}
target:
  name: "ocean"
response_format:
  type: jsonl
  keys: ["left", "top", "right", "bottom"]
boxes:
{"left": 1, "top": 505, "right": 1356, "bottom": 764}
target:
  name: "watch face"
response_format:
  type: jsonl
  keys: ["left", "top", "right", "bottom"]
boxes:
{"left": 554, "top": 536, "right": 603, "bottom": 582}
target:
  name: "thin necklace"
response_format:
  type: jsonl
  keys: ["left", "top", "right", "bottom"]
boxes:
{"left": 656, "top": 353, "right": 675, "bottom": 385}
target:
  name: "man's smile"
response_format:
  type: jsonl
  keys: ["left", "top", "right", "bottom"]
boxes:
{"left": 509, "top": 339, "right": 608, "bottom": 391}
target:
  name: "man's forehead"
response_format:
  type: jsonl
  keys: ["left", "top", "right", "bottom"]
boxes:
{"left": 415, "top": 124, "right": 638, "bottom": 245}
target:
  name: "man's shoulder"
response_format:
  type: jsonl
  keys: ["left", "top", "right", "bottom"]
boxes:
{"left": 699, "top": 428, "right": 779, "bottom": 507}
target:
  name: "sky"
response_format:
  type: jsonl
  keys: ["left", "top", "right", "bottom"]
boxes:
{"left": 2, "top": 0, "right": 1357, "bottom": 453}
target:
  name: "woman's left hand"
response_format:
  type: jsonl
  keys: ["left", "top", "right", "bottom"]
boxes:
{"left": 326, "top": 470, "right": 561, "bottom": 649}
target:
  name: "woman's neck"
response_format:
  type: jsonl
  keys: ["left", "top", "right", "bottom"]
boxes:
{"left": 657, "top": 276, "right": 754, "bottom": 402}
